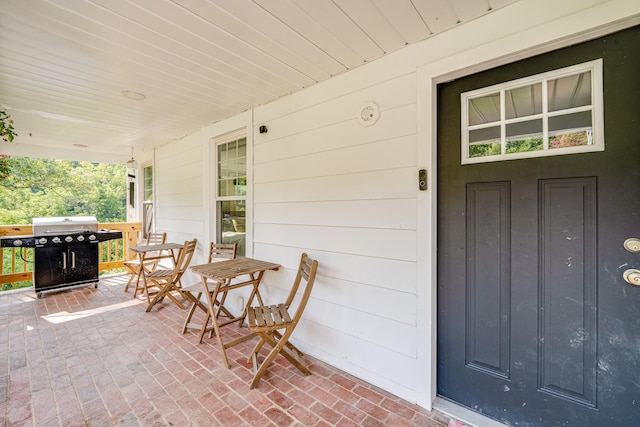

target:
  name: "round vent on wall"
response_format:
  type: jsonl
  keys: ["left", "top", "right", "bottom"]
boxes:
{"left": 358, "top": 101, "right": 380, "bottom": 127}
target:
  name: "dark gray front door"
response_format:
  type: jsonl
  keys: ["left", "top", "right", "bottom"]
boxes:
{"left": 437, "top": 27, "right": 640, "bottom": 426}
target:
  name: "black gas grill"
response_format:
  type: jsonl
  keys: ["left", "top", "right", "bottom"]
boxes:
{"left": 0, "top": 216, "right": 122, "bottom": 297}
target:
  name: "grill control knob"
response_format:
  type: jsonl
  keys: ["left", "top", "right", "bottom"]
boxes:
{"left": 38, "top": 237, "right": 47, "bottom": 245}
{"left": 52, "top": 237, "right": 61, "bottom": 244}
{"left": 65, "top": 236, "right": 73, "bottom": 243}
{"left": 88, "top": 234, "right": 96, "bottom": 241}
{"left": 77, "top": 235, "right": 85, "bottom": 242}
{"left": 13, "top": 239, "right": 23, "bottom": 247}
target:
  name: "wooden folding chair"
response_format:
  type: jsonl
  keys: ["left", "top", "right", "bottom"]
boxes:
{"left": 181, "top": 242, "right": 237, "bottom": 342}
{"left": 123, "top": 232, "right": 167, "bottom": 297}
{"left": 144, "top": 238, "right": 197, "bottom": 312}
{"left": 246, "top": 253, "right": 318, "bottom": 388}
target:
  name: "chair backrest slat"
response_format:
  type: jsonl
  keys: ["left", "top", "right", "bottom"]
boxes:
{"left": 147, "top": 232, "right": 167, "bottom": 245}
{"left": 284, "top": 253, "right": 318, "bottom": 322}
{"left": 208, "top": 242, "right": 237, "bottom": 262}
{"left": 171, "top": 238, "right": 197, "bottom": 282}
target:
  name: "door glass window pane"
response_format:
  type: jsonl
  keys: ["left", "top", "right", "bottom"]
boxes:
{"left": 506, "top": 119, "right": 543, "bottom": 153}
{"left": 468, "top": 92, "right": 500, "bottom": 125}
{"left": 505, "top": 83, "right": 542, "bottom": 119}
{"left": 548, "top": 71, "right": 592, "bottom": 112}
{"left": 461, "top": 60, "right": 603, "bottom": 164}
{"left": 469, "top": 126, "right": 501, "bottom": 158}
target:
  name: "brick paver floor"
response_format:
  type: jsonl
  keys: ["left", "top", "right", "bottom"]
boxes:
{"left": 0, "top": 274, "right": 462, "bottom": 426}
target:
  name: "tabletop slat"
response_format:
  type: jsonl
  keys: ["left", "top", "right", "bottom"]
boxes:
{"left": 130, "top": 242, "right": 184, "bottom": 252}
{"left": 190, "top": 257, "right": 279, "bottom": 281}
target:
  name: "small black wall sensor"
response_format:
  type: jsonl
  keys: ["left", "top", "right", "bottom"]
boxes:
{"left": 259, "top": 125, "right": 268, "bottom": 134}
{"left": 418, "top": 169, "right": 427, "bottom": 190}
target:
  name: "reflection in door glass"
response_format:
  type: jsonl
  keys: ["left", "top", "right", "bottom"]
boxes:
{"left": 506, "top": 119, "right": 543, "bottom": 153}
{"left": 548, "top": 111, "right": 593, "bottom": 148}
{"left": 468, "top": 92, "right": 500, "bottom": 126}
{"left": 505, "top": 83, "right": 542, "bottom": 119}
{"left": 548, "top": 71, "right": 591, "bottom": 111}
{"left": 469, "top": 126, "right": 501, "bottom": 157}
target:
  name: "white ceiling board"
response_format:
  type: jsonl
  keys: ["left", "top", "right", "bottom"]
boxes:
{"left": 449, "top": 0, "right": 491, "bottom": 22}
{"left": 173, "top": 0, "right": 326, "bottom": 84}
{"left": 334, "top": 0, "right": 407, "bottom": 54}
{"left": 0, "top": 0, "right": 524, "bottom": 158}
{"left": 254, "top": 0, "right": 364, "bottom": 69}
{"left": 49, "top": 0, "right": 285, "bottom": 98}
{"left": 91, "top": 0, "right": 313, "bottom": 91}
{"left": 411, "top": 0, "right": 460, "bottom": 33}
{"left": 3, "top": 6, "right": 239, "bottom": 101}
{"left": 488, "top": 0, "right": 517, "bottom": 9}
{"left": 295, "top": 0, "right": 384, "bottom": 61}
{"left": 212, "top": 0, "right": 345, "bottom": 78}
{"left": 373, "top": 0, "right": 432, "bottom": 43}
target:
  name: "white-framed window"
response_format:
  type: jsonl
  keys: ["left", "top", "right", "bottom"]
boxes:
{"left": 142, "top": 164, "right": 153, "bottom": 238}
{"left": 215, "top": 137, "right": 247, "bottom": 256}
{"left": 461, "top": 59, "right": 604, "bottom": 164}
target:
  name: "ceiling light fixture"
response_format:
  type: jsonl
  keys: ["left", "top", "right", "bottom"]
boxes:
{"left": 126, "top": 147, "right": 138, "bottom": 168}
{"left": 121, "top": 90, "right": 146, "bottom": 101}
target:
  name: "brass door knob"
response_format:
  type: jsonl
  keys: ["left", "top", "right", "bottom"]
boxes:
{"left": 623, "top": 238, "right": 640, "bottom": 253}
{"left": 623, "top": 269, "right": 640, "bottom": 286}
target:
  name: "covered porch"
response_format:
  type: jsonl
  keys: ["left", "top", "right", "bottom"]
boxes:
{"left": 2, "top": 1, "right": 640, "bottom": 426}
{"left": 1, "top": 274, "right": 454, "bottom": 427}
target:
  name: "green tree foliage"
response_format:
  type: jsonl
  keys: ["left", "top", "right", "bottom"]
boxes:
{"left": 0, "top": 110, "right": 17, "bottom": 142}
{"left": 0, "top": 154, "right": 10, "bottom": 179}
{"left": 0, "top": 156, "right": 126, "bottom": 224}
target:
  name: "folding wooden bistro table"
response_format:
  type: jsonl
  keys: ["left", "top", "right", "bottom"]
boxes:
{"left": 129, "top": 242, "right": 184, "bottom": 302}
{"left": 189, "top": 257, "right": 279, "bottom": 368}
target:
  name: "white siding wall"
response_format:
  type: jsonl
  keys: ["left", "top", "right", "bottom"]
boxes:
{"left": 154, "top": 130, "right": 207, "bottom": 277}
{"left": 251, "top": 71, "right": 421, "bottom": 398}
{"left": 152, "top": 0, "right": 639, "bottom": 409}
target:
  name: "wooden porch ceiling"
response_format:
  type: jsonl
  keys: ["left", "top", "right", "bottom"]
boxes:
{"left": 0, "top": 0, "right": 515, "bottom": 162}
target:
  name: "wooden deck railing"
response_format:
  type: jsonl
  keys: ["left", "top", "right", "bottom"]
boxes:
{"left": 0, "top": 222, "right": 142, "bottom": 290}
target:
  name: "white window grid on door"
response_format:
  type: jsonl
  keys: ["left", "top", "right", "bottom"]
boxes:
{"left": 460, "top": 59, "right": 604, "bottom": 165}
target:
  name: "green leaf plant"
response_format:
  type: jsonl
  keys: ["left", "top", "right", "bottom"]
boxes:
{"left": 1, "top": 110, "right": 18, "bottom": 142}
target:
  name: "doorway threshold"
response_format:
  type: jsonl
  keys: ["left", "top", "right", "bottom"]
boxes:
{"left": 434, "top": 397, "right": 508, "bottom": 427}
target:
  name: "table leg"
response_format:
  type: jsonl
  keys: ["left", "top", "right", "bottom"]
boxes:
{"left": 202, "top": 278, "right": 231, "bottom": 368}
{"left": 134, "top": 252, "right": 150, "bottom": 303}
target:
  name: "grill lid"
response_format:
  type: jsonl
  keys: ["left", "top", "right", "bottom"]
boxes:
{"left": 32, "top": 216, "right": 99, "bottom": 235}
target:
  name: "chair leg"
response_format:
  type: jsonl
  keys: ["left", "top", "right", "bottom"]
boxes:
{"left": 124, "top": 272, "right": 135, "bottom": 292}
{"left": 263, "top": 332, "right": 310, "bottom": 375}
{"left": 215, "top": 291, "right": 235, "bottom": 320}
{"left": 146, "top": 281, "right": 187, "bottom": 311}
{"left": 272, "top": 330, "right": 304, "bottom": 357}
{"left": 142, "top": 276, "right": 153, "bottom": 304}
{"left": 198, "top": 311, "right": 212, "bottom": 344}
{"left": 249, "top": 329, "right": 311, "bottom": 389}
{"left": 123, "top": 264, "right": 139, "bottom": 293}
{"left": 145, "top": 285, "right": 164, "bottom": 312}
{"left": 182, "top": 292, "right": 203, "bottom": 334}
{"left": 162, "top": 287, "right": 187, "bottom": 309}
{"left": 248, "top": 337, "right": 267, "bottom": 363}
